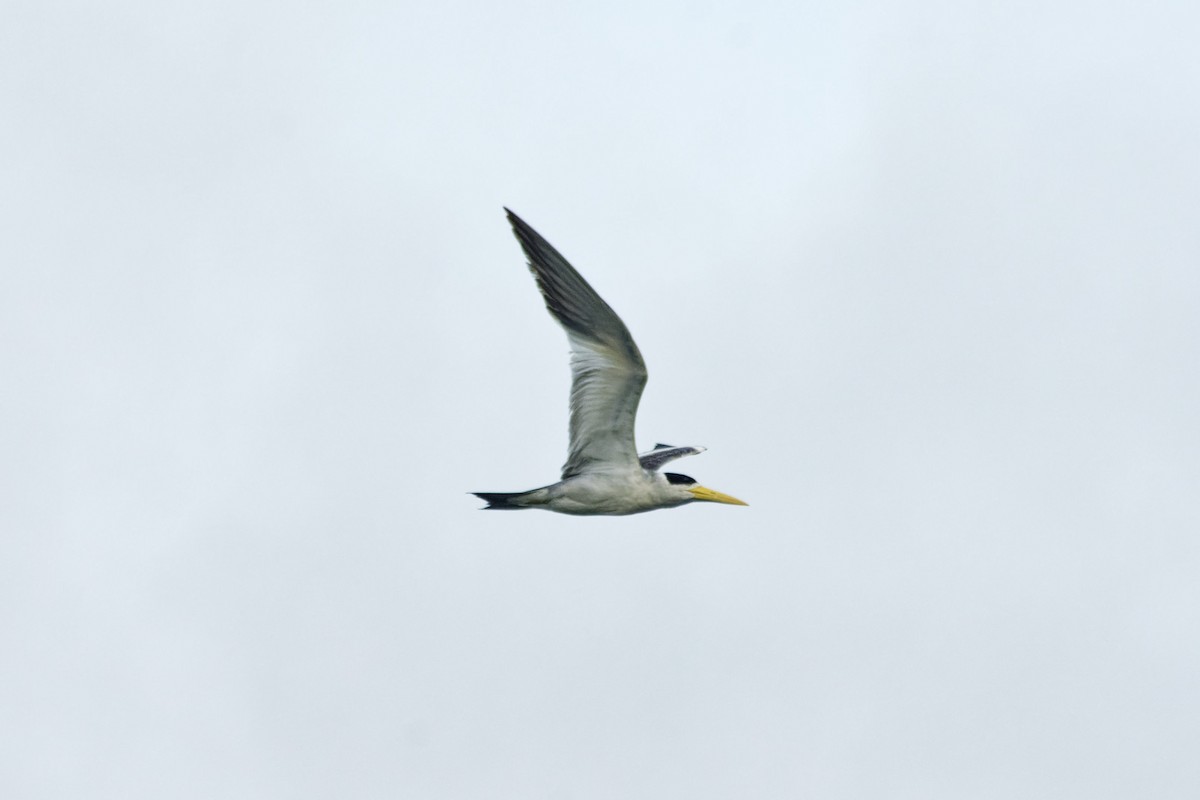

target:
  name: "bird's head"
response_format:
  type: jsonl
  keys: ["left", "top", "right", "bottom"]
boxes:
{"left": 665, "top": 472, "right": 748, "bottom": 507}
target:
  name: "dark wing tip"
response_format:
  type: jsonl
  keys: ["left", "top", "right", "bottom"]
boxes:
{"left": 504, "top": 207, "right": 534, "bottom": 238}
{"left": 505, "top": 210, "right": 557, "bottom": 267}
{"left": 501, "top": 208, "right": 646, "bottom": 372}
{"left": 502, "top": 209, "right": 594, "bottom": 333}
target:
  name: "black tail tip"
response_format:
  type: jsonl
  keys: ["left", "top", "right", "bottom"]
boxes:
{"left": 472, "top": 492, "right": 523, "bottom": 510}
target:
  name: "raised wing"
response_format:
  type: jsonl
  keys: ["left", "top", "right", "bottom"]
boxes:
{"left": 638, "top": 443, "right": 706, "bottom": 472}
{"left": 506, "top": 209, "right": 648, "bottom": 479}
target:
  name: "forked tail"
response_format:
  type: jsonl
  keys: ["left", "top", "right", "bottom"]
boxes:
{"left": 472, "top": 491, "right": 531, "bottom": 510}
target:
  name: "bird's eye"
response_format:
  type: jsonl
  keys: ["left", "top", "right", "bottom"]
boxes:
{"left": 665, "top": 473, "right": 696, "bottom": 485}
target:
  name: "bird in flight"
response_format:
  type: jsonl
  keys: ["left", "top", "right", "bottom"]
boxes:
{"left": 473, "top": 209, "right": 747, "bottom": 515}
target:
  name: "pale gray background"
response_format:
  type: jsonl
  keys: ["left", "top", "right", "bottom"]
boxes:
{"left": 2, "top": 1, "right": 1198, "bottom": 798}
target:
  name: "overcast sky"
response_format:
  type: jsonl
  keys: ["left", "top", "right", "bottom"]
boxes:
{"left": 3, "top": 1, "right": 1199, "bottom": 797}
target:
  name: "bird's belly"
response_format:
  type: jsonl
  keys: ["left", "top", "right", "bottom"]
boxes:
{"left": 545, "top": 473, "right": 679, "bottom": 516}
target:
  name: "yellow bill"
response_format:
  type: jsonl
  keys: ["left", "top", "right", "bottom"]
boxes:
{"left": 688, "top": 485, "right": 749, "bottom": 506}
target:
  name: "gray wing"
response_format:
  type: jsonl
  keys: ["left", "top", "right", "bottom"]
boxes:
{"left": 506, "top": 209, "right": 647, "bottom": 479}
{"left": 638, "top": 443, "right": 706, "bottom": 472}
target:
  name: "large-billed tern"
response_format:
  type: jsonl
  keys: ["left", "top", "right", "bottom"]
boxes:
{"left": 473, "top": 210, "right": 747, "bottom": 515}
